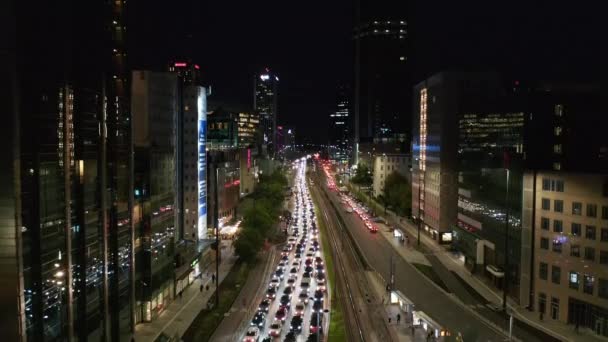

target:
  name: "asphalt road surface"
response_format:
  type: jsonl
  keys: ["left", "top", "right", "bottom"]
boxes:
{"left": 314, "top": 167, "right": 508, "bottom": 342}
{"left": 240, "top": 159, "right": 330, "bottom": 342}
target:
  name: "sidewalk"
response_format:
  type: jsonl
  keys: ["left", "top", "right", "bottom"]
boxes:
{"left": 210, "top": 247, "right": 278, "bottom": 342}
{"left": 357, "top": 189, "right": 608, "bottom": 342}
{"left": 133, "top": 241, "right": 236, "bottom": 342}
{"left": 365, "top": 270, "right": 433, "bottom": 342}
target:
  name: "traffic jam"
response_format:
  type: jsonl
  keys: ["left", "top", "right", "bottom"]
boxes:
{"left": 321, "top": 163, "right": 378, "bottom": 233}
{"left": 243, "top": 159, "right": 328, "bottom": 342}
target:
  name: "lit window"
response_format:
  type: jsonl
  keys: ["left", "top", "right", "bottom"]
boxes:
{"left": 569, "top": 271, "right": 580, "bottom": 290}
{"left": 554, "top": 126, "right": 562, "bottom": 136}
{"left": 553, "top": 144, "right": 562, "bottom": 154}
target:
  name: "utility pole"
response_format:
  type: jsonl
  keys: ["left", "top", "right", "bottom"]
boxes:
{"left": 503, "top": 168, "right": 510, "bottom": 312}
{"left": 215, "top": 164, "right": 220, "bottom": 307}
{"left": 390, "top": 254, "right": 395, "bottom": 290}
{"left": 417, "top": 170, "right": 422, "bottom": 247}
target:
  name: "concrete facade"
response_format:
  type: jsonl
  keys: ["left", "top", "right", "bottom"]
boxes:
{"left": 522, "top": 171, "right": 608, "bottom": 336}
{"left": 372, "top": 153, "right": 410, "bottom": 197}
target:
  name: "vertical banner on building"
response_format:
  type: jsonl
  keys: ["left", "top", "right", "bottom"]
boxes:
{"left": 197, "top": 88, "right": 207, "bottom": 239}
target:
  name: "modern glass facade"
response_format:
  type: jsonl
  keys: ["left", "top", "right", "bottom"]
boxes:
{"left": 455, "top": 112, "right": 526, "bottom": 300}
{"left": 254, "top": 68, "right": 279, "bottom": 155}
{"left": 14, "top": 0, "right": 134, "bottom": 340}
{"left": 132, "top": 71, "right": 178, "bottom": 323}
{"left": 329, "top": 84, "right": 351, "bottom": 163}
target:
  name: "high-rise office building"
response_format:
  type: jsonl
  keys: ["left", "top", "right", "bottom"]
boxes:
{"left": 329, "top": 84, "right": 351, "bottom": 163}
{"left": 354, "top": 0, "right": 409, "bottom": 159}
{"left": 179, "top": 86, "right": 208, "bottom": 241}
{"left": 413, "top": 72, "right": 607, "bottom": 309}
{"left": 412, "top": 72, "right": 479, "bottom": 243}
{"left": 168, "top": 59, "right": 208, "bottom": 244}
{"left": 207, "top": 108, "right": 239, "bottom": 150}
{"left": 254, "top": 68, "right": 279, "bottom": 156}
{"left": 8, "top": 0, "right": 134, "bottom": 340}
{"left": 131, "top": 71, "right": 179, "bottom": 323}
{"left": 168, "top": 61, "right": 201, "bottom": 86}
{"left": 237, "top": 111, "right": 260, "bottom": 149}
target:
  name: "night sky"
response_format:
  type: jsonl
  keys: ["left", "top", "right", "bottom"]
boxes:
{"left": 129, "top": 0, "right": 603, "bottom": 144}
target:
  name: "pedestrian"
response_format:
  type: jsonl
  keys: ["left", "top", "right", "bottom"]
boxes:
{"left": 205, "top": 284, "right": 210, "bottom": 291}
{"left": 388, "top": 317, "right": 392, "bottom": 324}
{"left": 200, "top": 284, "right": 203, "bottom": 292}
{"left": 212, "top": 274, "right": 216, "bottom": 283}
{"left": 426, "top": 329, "right": 433, "bottom": 341}
{"left": 397, "top": 313, "right": 401, "bottom": 324}
{"left": 179, "top": 291, "right": 183, "bottom": 300}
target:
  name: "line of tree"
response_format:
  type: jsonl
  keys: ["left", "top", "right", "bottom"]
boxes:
{"left": 233, "top": 169, "right": 288, "bottom": 262}
{"left": 378, "top": 171, "right": 411, "bottom": 217}
{"left": 351, "top": 163, "right": 372, "bottom": 187}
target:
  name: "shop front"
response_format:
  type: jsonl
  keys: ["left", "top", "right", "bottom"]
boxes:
{"left": 412, "top": 310, "right": 450, "bottom": 340}
{"left": 393, "top": 229, "right": 404, "bottom": 239}
{"left": 390, "top": 290, "right": 415, "bottom": 322}
{"left": 138, "top": 280, "right": 174, "bottom": 323}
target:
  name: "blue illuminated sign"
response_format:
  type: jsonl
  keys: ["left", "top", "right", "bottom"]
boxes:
{"left": 197, "top": 88, "right": 207, "bottom": 238}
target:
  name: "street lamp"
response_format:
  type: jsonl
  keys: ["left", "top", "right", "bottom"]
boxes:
{"left": 502, "top": 167, "right": 510, "bottom": 313}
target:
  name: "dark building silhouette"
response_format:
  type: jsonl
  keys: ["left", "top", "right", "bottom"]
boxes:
{"left": 354, "top": 0, "right": 409, "bottom": 162}
{"left": 254, "top": 68, "right": 279, "bottom": 156}
{"left": 329, "top": 84, "right": 352, "bottom": 163}
{"left": 9, "top": 0, "right": 134, "bottom": 340}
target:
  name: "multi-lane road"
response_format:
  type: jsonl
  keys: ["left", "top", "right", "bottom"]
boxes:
{"left": 239, "top": 159, "right": 330, "bottom": 342}
{"left": 312, "top": 164, "right": 509, "bottom": 342}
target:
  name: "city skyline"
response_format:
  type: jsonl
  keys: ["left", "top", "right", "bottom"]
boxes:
{"left": 2, "top": 0, "right": 606, "bottom": 341}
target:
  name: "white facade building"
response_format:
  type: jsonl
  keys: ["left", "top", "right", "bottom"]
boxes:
{"left": 372, "top": 153, "right": 410, "bottom": 197}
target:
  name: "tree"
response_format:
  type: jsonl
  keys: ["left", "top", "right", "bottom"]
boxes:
{"left": 382, "top": 172, "right": 411, "bottom": 216}
{"left": 351, "top": 163, "right": 372, "bottom": 187}
{"left": 234, "top": 233, "right": 258, "bottom": 262}
{"left": 234, "top": 168, "right": 289, "bottom": 262}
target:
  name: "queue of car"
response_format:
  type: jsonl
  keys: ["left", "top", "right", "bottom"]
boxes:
{"left": 243, "top": 160, "right": 327, "bottom": 342}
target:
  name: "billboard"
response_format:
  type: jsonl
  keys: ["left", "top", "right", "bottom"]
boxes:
{"left": 197, "top": 87, "right": 207, "bottom": 239}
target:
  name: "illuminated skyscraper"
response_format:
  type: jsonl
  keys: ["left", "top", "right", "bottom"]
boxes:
{"left": 329, "top": 84, "right": 351, "bottom": 163}
{"left": 354, "top": 0, "right": 409, "bottom": 155}
{"left": 254, "top": 68, "right": 279, "bottom": 156}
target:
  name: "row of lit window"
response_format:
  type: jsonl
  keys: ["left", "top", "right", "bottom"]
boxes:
{"left": 538, "top": 263, "right": 608, "bottom": 299}
{"left": 541, "top": 198, "right": 608, "bottom": 219}
{"left": 541, "top": 218, "right": 608, "bottom": 240}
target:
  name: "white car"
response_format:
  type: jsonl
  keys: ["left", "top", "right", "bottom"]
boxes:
{"left": 243, "top": 326, "right": 260, "bottom": 342}
{"left": 269, "top": 322, "right": 282, "bottom": 337}
{"left": 301, "top": 276, "right": 311, "bottom": 289}
{"left": 270, "top": 277, "right": 281, "bottom": 288}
